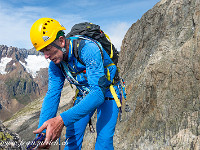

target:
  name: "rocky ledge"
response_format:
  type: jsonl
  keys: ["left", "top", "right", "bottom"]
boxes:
{"left": 0, "top": 122, "right": 25, "bottom": 149}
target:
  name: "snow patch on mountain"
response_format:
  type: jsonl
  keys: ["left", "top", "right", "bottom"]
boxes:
{"left": 0, "top": 57, "right": 12, "bottom": 74}
{"left": 20, "top": 55, "right": 50, "bottom": 78}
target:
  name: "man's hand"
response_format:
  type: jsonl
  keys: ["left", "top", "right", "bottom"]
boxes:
{"left": 33, "top": 115, "right": 64, "bottom": 149}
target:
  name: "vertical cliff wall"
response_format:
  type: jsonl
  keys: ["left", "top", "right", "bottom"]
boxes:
{"left": 117, "top": 0, "right": 200, "bottom": 149}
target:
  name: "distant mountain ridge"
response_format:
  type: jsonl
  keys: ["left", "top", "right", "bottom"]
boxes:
{"left": 0, "top": 45, "right": 49, "bottom": 121}
{"left": 0, "top": 45, "right": 41, "bottom": 60}
{"left": 18, "top": 47, "right": 42, "bottom": 56}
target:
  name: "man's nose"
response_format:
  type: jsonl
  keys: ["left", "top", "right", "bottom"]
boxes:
{"left": 44, "top": 54, "right": 50, "bottom": 59}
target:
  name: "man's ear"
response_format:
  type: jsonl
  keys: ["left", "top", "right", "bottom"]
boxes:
{"left": 59, "top": 36, "right": 65, "bottom": 47}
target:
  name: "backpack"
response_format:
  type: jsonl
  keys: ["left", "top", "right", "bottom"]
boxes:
{"left": 66, "top": 22, "right": 119, "bottom": 65}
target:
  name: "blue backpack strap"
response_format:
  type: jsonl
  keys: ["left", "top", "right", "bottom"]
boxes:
{"left": 71, "top": 36, "right": 104, "bottom": 66}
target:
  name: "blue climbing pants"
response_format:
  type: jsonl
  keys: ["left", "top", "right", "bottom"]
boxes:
{"left": 64, "top": 98, "right": 119, "bottom": 150}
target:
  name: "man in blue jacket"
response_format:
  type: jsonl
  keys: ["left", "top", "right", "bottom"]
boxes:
{"left": 30, "top": 18, "right": 120, "bottom": 150}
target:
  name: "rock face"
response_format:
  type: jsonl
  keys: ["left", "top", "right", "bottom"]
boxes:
{"left": 0, "top": 45, "right": 48, "bottom": 121}
{"left": 117, "top": 0, "right": 200, "bottom": 149}
{"left": 0, "top": 121, "right": 25, "bottom": 149}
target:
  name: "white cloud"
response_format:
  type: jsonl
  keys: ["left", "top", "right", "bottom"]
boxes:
{"left": 0, "top": 0, "right": 159, "bottom": 51}
{"left": 0, "top": 3, "right": 86, "bottom": 49}
{"left": 104, "top": 22, "right": 130, "bottom": 51}
{"left": 0, "top": 1, "right": 130, "bottom": 53}
{"left": 0, "top": 4, "right": 41, "bottom": 49}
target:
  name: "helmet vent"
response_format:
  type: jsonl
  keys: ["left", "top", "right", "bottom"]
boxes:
{"left": 43, "top": 31, "right": 45, "bottom": 35}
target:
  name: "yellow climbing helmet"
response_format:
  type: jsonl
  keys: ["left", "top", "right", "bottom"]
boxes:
{"left": 30, "top": 18, "right": 66, "bottom": 51}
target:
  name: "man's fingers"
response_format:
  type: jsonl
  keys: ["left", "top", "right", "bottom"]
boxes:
{"left": 44, "top": 128, "right": 52, "bottom": 145}
{"left": 32, "top": 116, "right": 64, "bottom": 149}
{"left": 33, "top": 122, "right": 47, "bottom": 134}
{"left": 44, "top": 136, "right": 51, "bottom": 145}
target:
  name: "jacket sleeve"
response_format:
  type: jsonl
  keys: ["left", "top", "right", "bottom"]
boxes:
{"left": 38, "top": 61, "right": 65, "bottom": 129}
{"left": 60, "top": 41, "right": 110, "bottom": 127}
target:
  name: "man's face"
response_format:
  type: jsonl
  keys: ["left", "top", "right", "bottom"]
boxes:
{"left": 41, "top": 45, "right": 63, "bottom": 64}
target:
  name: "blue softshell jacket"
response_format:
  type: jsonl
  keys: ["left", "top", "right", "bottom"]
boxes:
{"left": 38, "top": 39, "right": 119, "bottom": 128}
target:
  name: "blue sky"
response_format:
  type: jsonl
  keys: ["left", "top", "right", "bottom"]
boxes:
{"left": 0, "top": 0, "right": 160, "bottom": 50}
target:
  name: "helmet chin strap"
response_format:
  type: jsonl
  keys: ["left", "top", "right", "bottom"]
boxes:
{"left": 50, "top": 39, "right": 67, "bottom": 59}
